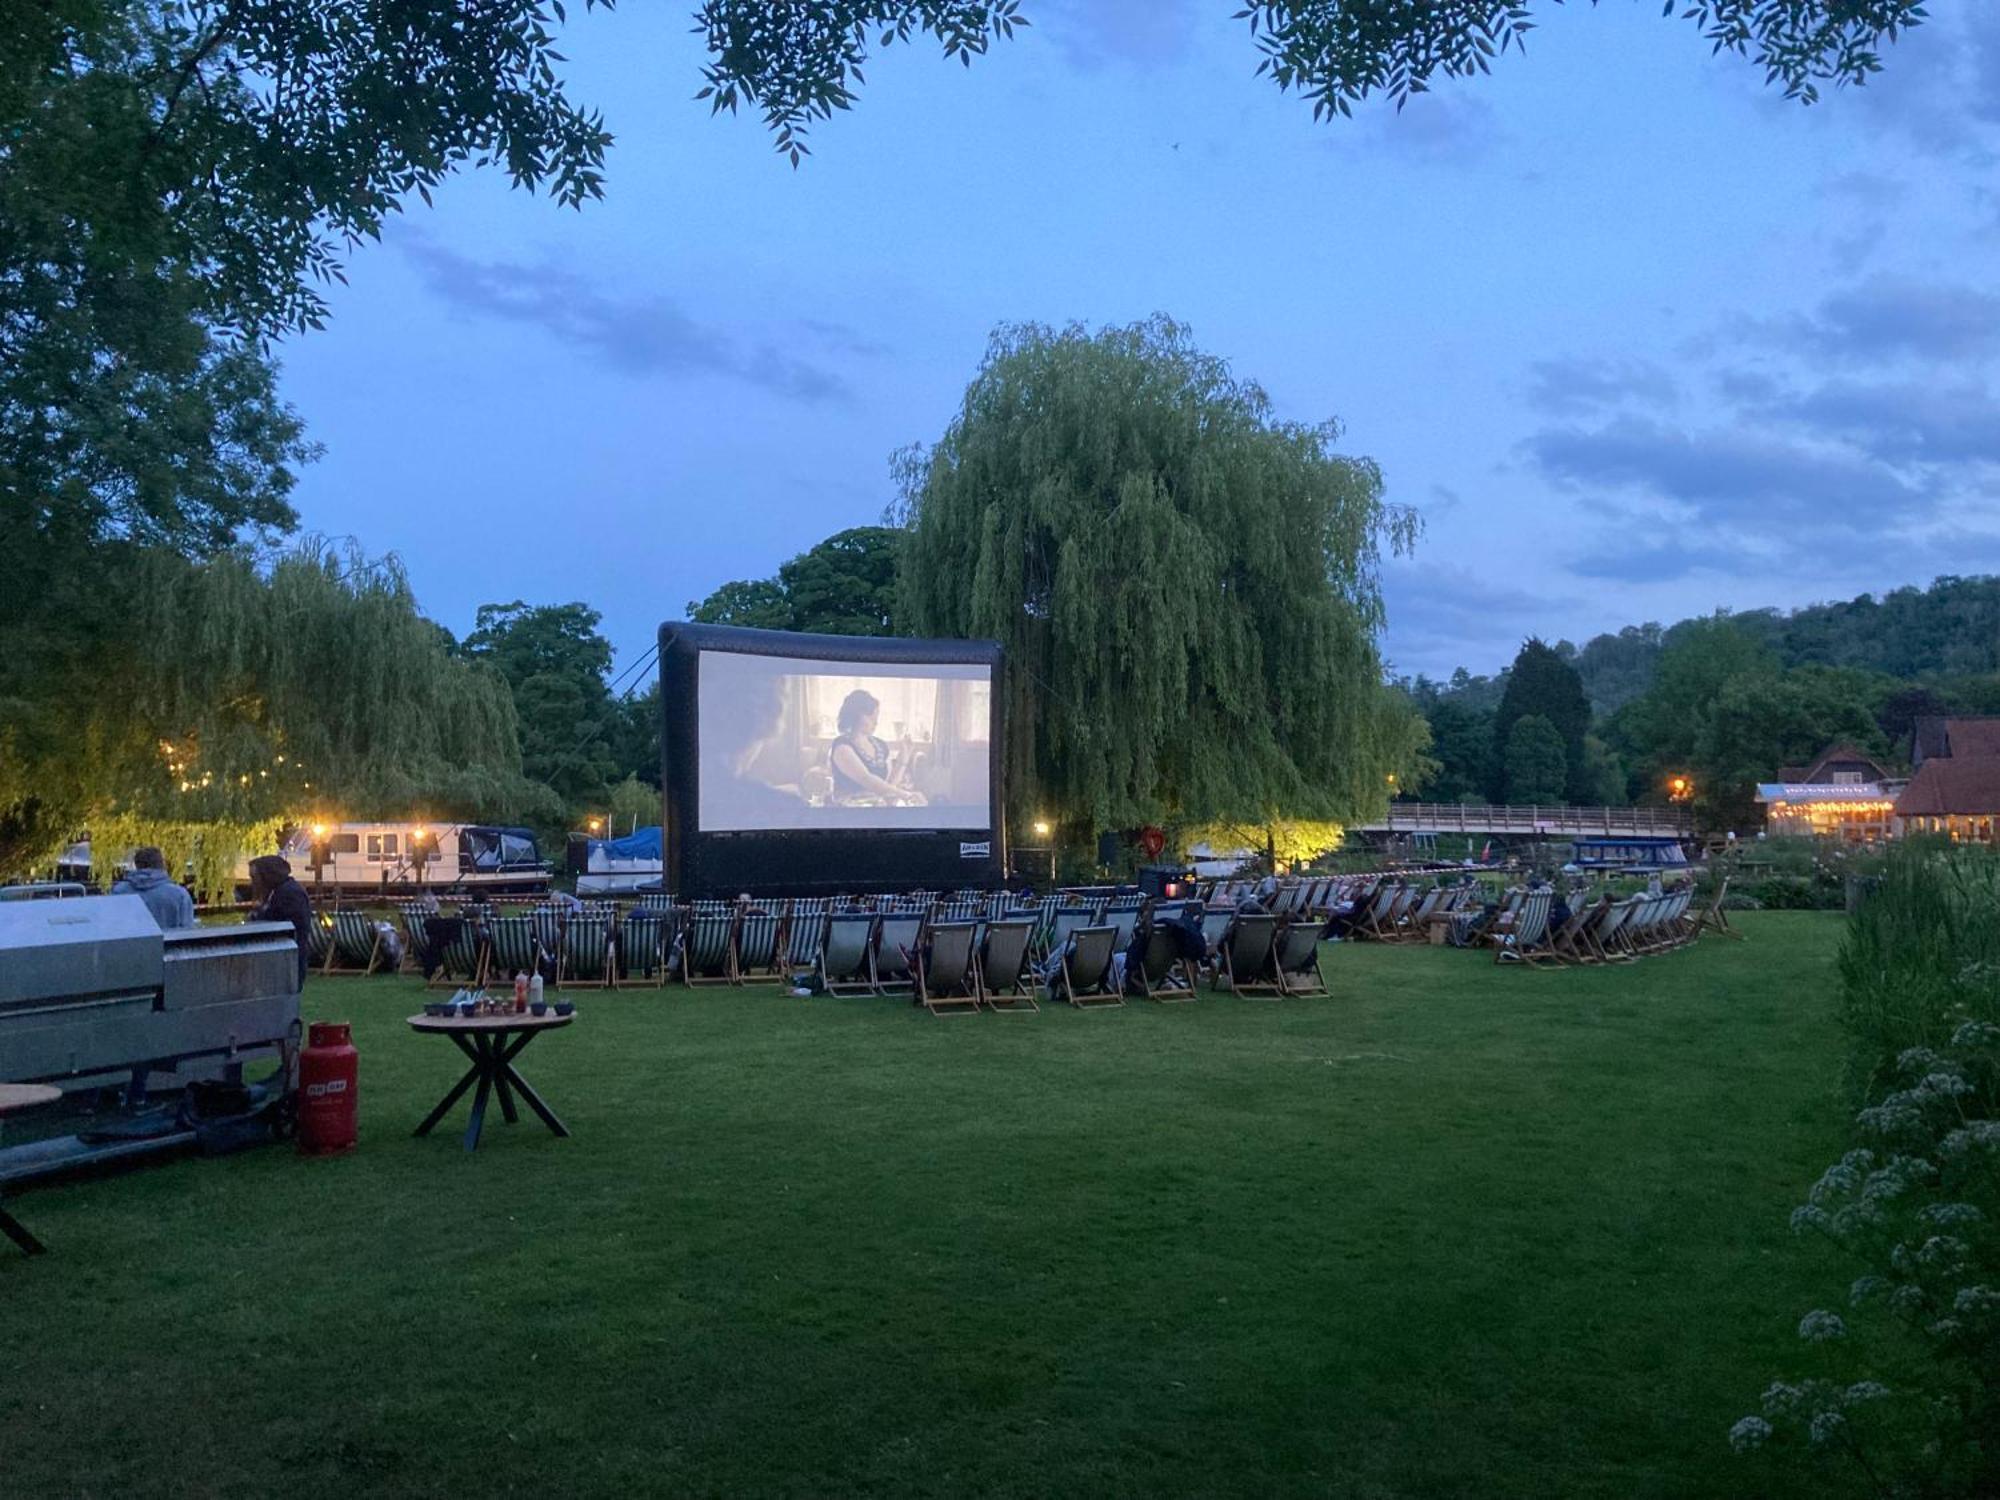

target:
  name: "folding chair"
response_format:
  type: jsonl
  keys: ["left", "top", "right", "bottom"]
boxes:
{"left": 485, "top": 914, "right": 541, "bottom": 987}
{"left": 735, "top": 908, "right": 784, "bottom": 984}
{"left": 1126, "top": 921, "right": 1196, "bottom": 1002}
{"left": 615, "top": 906, "right": 668, "bottom": 987}
{"left": 1051, "top": 925, "right": 1123, "bottom": 1009}
{"left": 422, "top": 913, "right": 485, "bottom": 989}
{"left": 680, "top": 906, "right": 738, "bottom": 986}
{"left": 913, "top": 922, "right": 982, "bottom": 1016}
{"left": 323, "top": 909, "right": 385, "bottom": 976}
{"left": 977, "top": 919, "right": 1038, "bottom": 1013}
{"left": 1492, "top": 888, "right": 1557, "bottom": 967}
{"left": 559, "top": 912, "right": 614, "bottom": 988}
{"left": 819, "top": 912, "right": 879, "bottom": 996}
{"left": 1215, "top": 913, "right": 1281, "bottom": 998}
{"left": 873, "top": 913, "right": 925, "bottom": 994}
{"left": 783, "top": 899, "right": 831, "bottom": 973}
{"left": 1102, "top": 898, "right": 1145, "bottom": 950}
{"left": 1273, "top": 921, "right": 1328, "bottom": 996}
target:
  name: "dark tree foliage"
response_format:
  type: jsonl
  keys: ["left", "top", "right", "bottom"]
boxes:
{"left": 897, "top": 316, "right": 1427, "bottom": 836}
{"left": 460, "top": 601, "right": 623, "bottom": 810}
{"left": 1237, "top": 0, "right": 1924, "bottom": 117}
{"left": 687, "top": 527, "right": 902, "bottom": 636}
{"left": 1502, "top": 715, "right": 1567, "bottom": 806}
{"left": 1420, "top": 699, "right": 1496, "bottom": 803}
{"left": 1491, "top": 638, "right": 1590, "bottom": 803}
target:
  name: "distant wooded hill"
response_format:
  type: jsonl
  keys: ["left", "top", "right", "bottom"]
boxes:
{"left": 1407, "top": 575, "right": 2000, "bottom": 720}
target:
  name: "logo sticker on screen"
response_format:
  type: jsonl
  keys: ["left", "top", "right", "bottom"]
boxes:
{"left": 959, "top": 841, "right": 991, "bottom": 859}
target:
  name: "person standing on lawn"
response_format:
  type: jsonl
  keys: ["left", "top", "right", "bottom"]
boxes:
{"left": 111, "top": 847, "right": 196, "bottom": 930}
{"left": 247, "top": 854, "right": 316, "bottom": 987}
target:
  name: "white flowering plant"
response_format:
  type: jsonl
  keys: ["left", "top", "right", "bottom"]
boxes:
{"left": 1738, "top": 848, "right": 2000, "bottom": 1497}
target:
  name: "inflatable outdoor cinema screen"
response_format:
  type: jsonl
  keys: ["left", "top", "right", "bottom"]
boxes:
{"left": 657, "top": 623, "right": 1006, "bottom": 897}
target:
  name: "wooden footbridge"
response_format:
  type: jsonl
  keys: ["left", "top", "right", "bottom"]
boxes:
{"left": 1356, "top": 802, "right": 1695, "bottom": 840}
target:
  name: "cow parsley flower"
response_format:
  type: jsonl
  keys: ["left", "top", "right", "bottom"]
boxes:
{"left": 1729, "top": 1416, "right": 1773, "bottom": 1452}
{"left": 1799, "top": 1309, "right": 1847, "bottom": 1343}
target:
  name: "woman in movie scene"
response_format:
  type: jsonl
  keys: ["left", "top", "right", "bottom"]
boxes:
{"left": 828, "top": 689, "right": 924, "bottom": 805}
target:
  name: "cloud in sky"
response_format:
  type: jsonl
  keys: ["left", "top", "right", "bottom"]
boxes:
{"left": 1525, "top": 414, "right": 1921, "bottom": 526}
{"left": 1769, "top": 277, "right": 2000, "bottom": 366}
{"left": 1772, "top": 380, "right": 2000, "bottom": 467}
{"left": 1526, "top": 356, "right": 1679, "bottom": 415}
{"left": 1040, "top": 0, "right": 1198, "bottom": 71}
{"left": 400, "top": 238, "right": 861, "bottom": 403}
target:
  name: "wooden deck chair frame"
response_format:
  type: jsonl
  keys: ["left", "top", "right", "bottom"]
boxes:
{"left": 1216, "top": 913, "right": 1281, "bottom": 998}
{"left": 393, "top": 902, "right": 436, "bottom": 975}
{"left": 1356, "top": 882, "right": 1404, "bottom": 941}
{"left": 977, "top": 920, "right": 1038, "bottom": 1013}
{"left": 1694, "top": 877, "right": 1740, "bottom": 941}
{"left": 1052, "top": 925, "right": 1123, "bottom": 1009}
{"left": 1126, "top": 923, "right": 1196, "bottom": 1003}
{"left": 782, "top": 901, "right": 832, "bottom": 973}
{"left": 1273, "top": 921, "right": 1328, "bottom": 997}
{"left": 818, "top": 913, "right": 880, "bottom": 997}
{"left": 914, "top": 922, "right": 982, "bottom": 1016}
{"left": 322, "top": 909, "right": 384, "bottom": 976}
{"left": 558, "top": 912, "right": 614, "bottom": 988}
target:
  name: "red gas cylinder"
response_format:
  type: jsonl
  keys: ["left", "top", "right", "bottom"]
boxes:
{"left": 298, "top": 1021, "right": 358, "bottom": 1156}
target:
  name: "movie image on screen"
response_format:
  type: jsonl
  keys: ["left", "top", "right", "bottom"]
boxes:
{"left": 697, "top": 651, "right": 992, "bottom": 832}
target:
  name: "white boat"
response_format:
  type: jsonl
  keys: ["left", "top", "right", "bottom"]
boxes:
{"left": 574, "top": 826, "right": 664, "bottom": 897}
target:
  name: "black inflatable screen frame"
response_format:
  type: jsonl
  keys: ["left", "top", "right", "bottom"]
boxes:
{"left": 657, "top": 622, "right": 1006, "bottom": 898}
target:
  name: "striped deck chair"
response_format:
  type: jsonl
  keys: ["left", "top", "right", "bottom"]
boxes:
{"left": 485, "top": 915, "right": 540, "bottom": 987}
{"left": 1355, "top": 881, "right": 1404, "bottom": 941}
{"left": 936, "top": 894, "right": 980, "bottom": 925}
{"left": 735, "top": 908, "right": 784, "bottom": 983}
{"left": 1392, "top": 886, "right": 1445, "bottom": 943}
{"left": 1215, "top": 912, "right": 1280, "bottom": 997}
{"left": 680, "top": 907, "right": 737, "bottom": 986}
{"left": 783, "top": 900, "right": 832, "bottom": 973}
{"left": 559, "top": 912, "right": 613, "bottom": 988}
{"left": 615, "top": 907, "right": 669, "bottom": 987}
{"left": 1051, "top": 925, "right": 1122, "bottom": 1009}
{"left": 1027, "top": 895, "right": 1065, "bottom": 961}
{"left": 323, "top": 909, "right": 385, "bottom": 975}
{"left": 301, "top": 911, "right": 334, "bottom": 973}
{"left": 873, "top": 913, "right": 925, "bottom": 993}
{"left": 1587, "top": 894, "right": 1641, "bottom": 962}
{"left": 914, "top": 922, "right": 981, "bottom": 1016}
{"left": 421, "top": 913, "right": 485, "bottom": 989}
{"left": 1492, "top": 888, "right": 1556, "bottom": 966}
{"left": 819, "top": 912, "right": 879, "bottom": 996}
{"left": 1043, "top": 907, "right": 1096, "bottom": 969}
{"left": 978, "top": 919, "right": 1038, "bottom": 1013}
{"left": 1273, "top": 920, "right": 1328, "bottom": 997}
{"left": 1126, "top": 921, "right": 1195, "bottom": 1003}
{"left": 1546, "top": 896, "right": 1603, "bottom": 965}
{"left": 531, "top": 906, "right": 566, "bottom": 977}
{"left": 393, "top": 901, "right": 436, "bottom": 974}
{"left": 1102, "top": 898, "right": 1145, "bottom": 950}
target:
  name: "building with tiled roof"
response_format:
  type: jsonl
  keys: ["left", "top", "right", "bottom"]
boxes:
{"left": 1896, "top": 717, "right": 2000, "bottom": 842}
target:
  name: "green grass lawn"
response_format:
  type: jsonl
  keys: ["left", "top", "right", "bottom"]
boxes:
{"left": 3, "top": 915, "right": 1850, "bottom": 1498}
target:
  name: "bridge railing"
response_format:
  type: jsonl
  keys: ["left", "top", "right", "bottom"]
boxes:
{"left": 1368, "top": 803, "right": 1694, "bottom": 836}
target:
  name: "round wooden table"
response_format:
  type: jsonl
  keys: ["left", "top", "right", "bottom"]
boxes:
{"left": 406, "top": 1012, "right": 574, "bottom": 1153}
{"left": 0, "top": 1083, "right": 63, "bottom": 1256}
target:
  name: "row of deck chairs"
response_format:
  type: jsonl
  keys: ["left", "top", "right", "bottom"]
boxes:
{"left": 1340, "top": 877, "right": 1482, "bottom": 943}
{"left": 1469, "top": 883, "right": 1715, "bottom": 967}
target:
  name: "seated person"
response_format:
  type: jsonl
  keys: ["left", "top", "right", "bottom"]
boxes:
{"left": 703, "top": 673, "right": 809, "bottom": 823}
{"left": 828, "top": 689, "right": 925, "bottom": 806}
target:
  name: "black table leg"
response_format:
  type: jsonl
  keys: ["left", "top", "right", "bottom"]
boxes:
{"left": 0, "top": 1197, "right": 46, "bottom": 1256}
{"left": 462, "top": 1034, "right": 495, "bottom": 1152}
{"left": 415, "top": 1034, "right": 484, "bottom": 1138}
{"left": 497, "top": 1032, "right": 569, "bottom": 1138}
{"left": 492, "top": 1060, "right": 520, "bottom": 1126}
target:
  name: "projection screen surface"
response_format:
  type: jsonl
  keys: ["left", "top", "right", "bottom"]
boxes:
{"left": 696, "top": 650, "right": 993, "bottom": 832}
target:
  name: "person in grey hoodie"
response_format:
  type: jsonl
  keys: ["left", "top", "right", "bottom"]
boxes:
{"left": 112, "top": 847, "right": 196, "bottom": 930}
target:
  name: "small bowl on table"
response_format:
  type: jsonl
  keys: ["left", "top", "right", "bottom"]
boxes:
{"left": 553, "top": 1000, "right": 575, "bottom": 1017}
{"left": 529, "top": 1000, "right": 548, "bottom": 1017}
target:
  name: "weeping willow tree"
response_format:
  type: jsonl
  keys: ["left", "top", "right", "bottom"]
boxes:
{"left": 897, "top": 316, "right": 1430, "bottom": 850}
{"left": 0, "top": 539, "right": 557, "bottom": 894}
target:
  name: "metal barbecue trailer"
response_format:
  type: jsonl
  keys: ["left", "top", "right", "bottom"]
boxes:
{"left": 0, "top": 895, "right": 302, "bottom": 1249}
